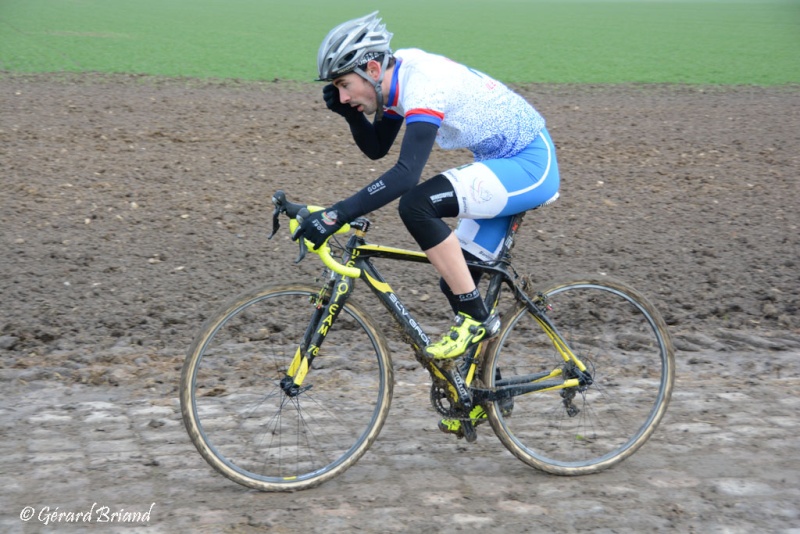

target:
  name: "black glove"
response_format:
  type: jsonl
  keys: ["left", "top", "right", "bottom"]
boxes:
{"left": 292, "top": 207, "right": 346, "bottom": 250}
{"left": 323, "top": 84, "right": 360, "bottom": 120}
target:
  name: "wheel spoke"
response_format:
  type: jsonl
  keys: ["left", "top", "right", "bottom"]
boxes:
{"left": 484, "top": 277, "right": 674, "bottom": 474}
{"left": 180, "top": 285, "right": 393, "bottom": 491}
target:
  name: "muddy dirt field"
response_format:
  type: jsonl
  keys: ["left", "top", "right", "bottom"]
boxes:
{"left": 1, "top": 74, "right": 799, "bottom": 532}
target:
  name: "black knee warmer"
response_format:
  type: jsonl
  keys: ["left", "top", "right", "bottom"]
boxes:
{"left": 398, "top": 174, "right": 459, "bottom": 251}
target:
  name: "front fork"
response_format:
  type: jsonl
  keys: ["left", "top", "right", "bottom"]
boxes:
{"left": 281, "top": 273, "right": 355, "bottom": 397}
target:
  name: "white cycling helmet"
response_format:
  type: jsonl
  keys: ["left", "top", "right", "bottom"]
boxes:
{"left": 317, "top": 11, "right": 393, "bottom": 119}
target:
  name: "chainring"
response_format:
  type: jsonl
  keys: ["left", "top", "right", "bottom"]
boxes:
{"left": 430, "top": 381, "right": 460, "bottom": 417}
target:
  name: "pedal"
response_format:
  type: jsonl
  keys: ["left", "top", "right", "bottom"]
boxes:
{"left": 461, "top": 419, "right": 478, "bottom": 443}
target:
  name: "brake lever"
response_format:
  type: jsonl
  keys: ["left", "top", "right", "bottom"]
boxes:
{"left": 293, "top": 208, "right": 311, "bottom": 264}
{"left": 268, "top": 191, "right": 287, "bottom": 240}
{"left": 268, "top": 204, "right": 281, "bottom": 240}
{"left": 295, "top": 238, "right": 308, "bottom": 264}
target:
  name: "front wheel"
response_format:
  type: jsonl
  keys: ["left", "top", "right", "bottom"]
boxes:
{"left": 482, "top": 276, "right": 675, "bottom": 475}
{"left": 180, "top": 283, "right": 393, "bottom": 491}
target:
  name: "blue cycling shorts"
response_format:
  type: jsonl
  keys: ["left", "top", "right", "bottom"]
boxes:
{"left": 442, "top": 128, "right": 560, "bottom": 260}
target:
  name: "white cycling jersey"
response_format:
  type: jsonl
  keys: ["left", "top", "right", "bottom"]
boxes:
{"left": 384, "top": 48, "right": 546, "bottom": 161}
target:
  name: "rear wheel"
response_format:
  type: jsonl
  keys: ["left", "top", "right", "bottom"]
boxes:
{"left": 482, "top": 276, "right": 674, "bottom": 475}
{"left": 180, "top": 283, "right": 393, "bottom": 491}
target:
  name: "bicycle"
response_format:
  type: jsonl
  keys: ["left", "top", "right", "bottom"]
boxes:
{"left": 180, "top": 190, "right": 675, "bottom": 491}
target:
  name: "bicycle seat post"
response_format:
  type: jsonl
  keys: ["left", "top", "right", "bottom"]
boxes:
{"left": 498, "top": 212, "right": 526, "bottom": 262}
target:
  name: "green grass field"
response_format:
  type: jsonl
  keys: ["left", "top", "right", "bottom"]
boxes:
{"left": 1, "top": 0, "right": 798, "bottom": 84}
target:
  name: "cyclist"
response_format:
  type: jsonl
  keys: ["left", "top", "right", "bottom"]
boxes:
{"left": 294, "top": 12, "right": 560, "bottom": 364}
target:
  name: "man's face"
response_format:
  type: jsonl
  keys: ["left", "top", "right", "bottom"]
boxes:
{"left": 333, "top": 73, "right": 377, "bottom": 115}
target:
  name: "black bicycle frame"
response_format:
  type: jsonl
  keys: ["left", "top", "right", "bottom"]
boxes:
{"left": 282, "top": 210, "right": 579, "bottom": 405}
